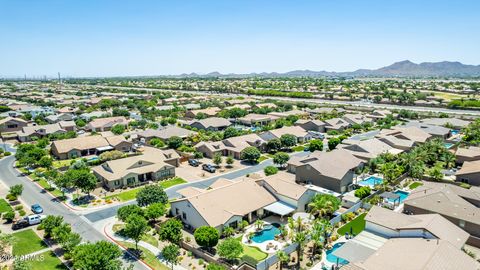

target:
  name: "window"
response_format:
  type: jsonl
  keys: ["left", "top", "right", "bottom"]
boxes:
{"left": 459, "top": 220, "right": 466, "bottom": 228}
{"left": 182, "top": 212, "right": 187, "bottom": 220}
{"left": 114, "top": 180, "right": 120, "bottom": 186}
{"left": 127, "top": 177, "right": 136, "bottom": 185}
{"left": 159, "top": 169, "right": 171, "bottom": 177}
{"left": 175, "top": 208, "right": 179, "bottom": 215}
{"left": 7, "top": 124, "right": 17, "bottom": 129}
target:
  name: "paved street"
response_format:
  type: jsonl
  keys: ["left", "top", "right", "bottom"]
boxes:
{"left": 83, "top": 150, "right": 311, "bottom": 223}
{"left": 0, "top": 154, "right": 147, "bottom": 270}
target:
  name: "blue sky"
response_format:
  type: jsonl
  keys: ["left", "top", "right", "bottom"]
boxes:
{"left": 1, "top": 0, "right": 479, "bottom": 77}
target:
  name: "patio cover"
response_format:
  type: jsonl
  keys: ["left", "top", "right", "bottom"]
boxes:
{"left": 263, "top": 201, "right": 296, "bottom": 216}
{"left": 332, "top": 240, "right": 376, "bottom": 263}
{"left": 379, "top": 192, "right": 400, "bottom": 200}
{"left": 96, "top": 145, "right": 114, "bottom": 151}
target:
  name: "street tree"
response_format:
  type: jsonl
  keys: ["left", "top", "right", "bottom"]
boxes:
{"left": 123, "top": 214, "right": 149, "bottom": 251}
{"left": 144, "top": 202, "right": 166, "bottom": 222}
{"left": 162, "top": 244, "right": 180, "bottom": 270}
{"left": 136, "top": 185, "right": 168, "bottom": 206}
{"left": 117, "top": 205, "right": 144, "bottom": 222}
{"left": 240, "top": 146, "right": 261, "bottom": 163}
{"left": 273, "top": 152, "right": 289, "bottom": 167}
{"left": 72, "top": 241, "right": 122, "bottom": 270}
{"left": 308, "top": 139, "right": 323, "bottom": 152}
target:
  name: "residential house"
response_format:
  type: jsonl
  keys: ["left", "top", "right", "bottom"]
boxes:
{"left": 456, "top": 160, "right": 480, "bottom": 186}
{"left": 17, "top": 121, "right": 76, "bottom": 142}
{"left": 184, "top": 107, "right": 220, "bottom": 119}
{"left": 376, "top": 126, "right": 432, "bottom": 145}
{"left": 267, "top": 109, "right": 309, "bottom": 119}
{"left": 194, "top": 133, "right": 266, "bottom": 159}
{"left": 403, "top": 182, "right": 480, "bottom": 241}
{"left": 92, "top": 147, "right": 178, "bottom": 190}
{"left": 259, "top": 126, "right": 311, "bottom": 143}
{"left": 136, "top": 127, "right": 196, "bottom": 144}
{"left": 51, "top": 135, "right": 132, "bottom": 160}
{"left": 0, "top": 117, "right": 28, "bottom": 133}
{"left": 171, "top": 178, "right": 277, "bottom": 231}
{"left": 340, "top": 138, "right": 403, "bottom": 161}
{"left": 404, "top": 121, "right": 451, "bottom": 139}
{"left": 366, "top": 109, "right": 393, "bottom": 121}
{"left": 85, "top": 116, "right": 128, "bottom": 132}
{"left": 335, "top": 206, "right": 477, "bottom": 270}
{"left": 420, "top": 117, "right": 470, "bottom": 129}
{"left": 342, "top": 113, "right": 373, "bottom": 126}
{"left": 189, "top": 117, "right": 232, "bottom": 131}
{"left": 45, "top": 113, "right": 75, "bottom": 124}
{"left": 236, "top": 114, "right": 278, "bottom": 127}
{"left": 294, "top": 119, "right": 326, "bottom": 132}
{"left": 252, "top": 103, "right": 277, "bottom": 110}
{"left": 456, "top": 147, "right": 480, "bottom": 164}
{"left": 324, "top": 118, "right": 350, "bottom": 132}
{"left": 294, "top": 149, "right": 363, "bottom": 193}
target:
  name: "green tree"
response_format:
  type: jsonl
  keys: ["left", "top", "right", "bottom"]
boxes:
{"left": 226, "top": 156, "right": 234, "bottom": 167}
{"left": 328, "top": 137, "right": 341, "bottom": 150}
{"left": 222, "top": 226, "right": 235, "bottom": 238}
{"left": 69, "top": 169, "right": 97, "bottom": 198}
{"left": 13, "top": 257, "right": 30, "bottom": 270}
{"left": 213, "top": 153, "right": 223, "bottom": 167}
{"left": 54, "top": 172, "right": 74, "bottom": 198}
{"left": 117, "top": 205, "right": 144, "bottom": 222}
{"left": 38, "top": 156, "right": 53, "bottom": 168}
{"left": 60, "top": 232, "right": 82, "bottom": 255}
{"left": 276, "top": 250, "right": 289, "bottom": 270}
{"left": 9, "top": 184, "right": 23, "bottom": 197}
{"left": 123, "top": 214, "right": 149, "bottom": 251}
{"left": 308, "top": 194, "right": 341, "bottom": 218}
{"left": 167, "top": 136, "right": 183, "bottom": 149}
{"left": 217, "top": 238, "right": 243, "bottom": 262}
{"left": 162, "top": 244, "right": 180, "bottom": 270}
{"left": 72, "top": 241, "right": 122, "bottom": 270}
{"left": 111, "top": 124, "right": 126, "bottom": 135}
{"left": 429, "top": 166, "right": 444, "bottom": 181}
{"left": 240, "top": 146, "right": 261, "bottom": 163}
{"left": 223, "top": 127, "right": 239, "bottom": 139}
{"left": 158, "top": 218, "right": 183, "bottom": 244}
{"left": 207, "top": 263, "right": 227, "bottom": 270}
{"left": 308, "top": 139, "right": 323, "bottom": 151}
{"left": 264, "top": 165, "right": 278, "bottom": 176}
{"left": 273, "top": 152, "right": 289, "bottom": 167}
{"left": 194, "top": 226, "right": 220, "bottom": 251}
{"left": 136, "top": 185, "right": 168, "bottom": 206}
{"left": 267, "top": 138, "right": 282, "bottom": 152}
{"left": 144, "top": 202, "right": 166, "bottom": 222}
{"left": 42, "top": 215, "right": 64, "bottom": 238}
{"left": 280, "top": 134, "right": 297, "bottom": 149}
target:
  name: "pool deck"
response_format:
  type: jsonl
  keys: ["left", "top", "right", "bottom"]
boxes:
{"left": 314, "top": 236, "right": 348, "bottom": 269}
{"left": 242, "top": 217, "right": 288, "bottom": 253}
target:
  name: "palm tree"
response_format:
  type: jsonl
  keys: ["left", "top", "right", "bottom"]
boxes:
{"left": 254, "top": 219, "right": 264, "bottom": 230}
{"left": 293, "top": 231, "right": 307, "bottom": 269}
{"left": 308, "top": 194, "right": 341, "bottom": 218}
{"left": 276, "top": 250, "right": 289, "bottom": 270}
{"left": 310, "top": 221, "right": 324, "bottom": 260}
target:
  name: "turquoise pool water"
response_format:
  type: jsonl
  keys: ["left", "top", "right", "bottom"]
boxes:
{"left": 358, "top": 176, "right": 383, "bottom": 187}
{"left": 251, "top": 223, "right": 281, "bottom": 243}
{"left": 326, "top": 242, "right": 349, "bottom": 264}
{"left": 388, "top": 190, "right": 410, "bottom": 203}
{"left": 451, "top": 130, "right": 460, "bottom": 135}
{"left": 444, "top": 143, "right": 454, "bottom": 149}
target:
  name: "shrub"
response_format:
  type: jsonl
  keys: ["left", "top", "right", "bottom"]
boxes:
{"left": 460, "top": 183, "right": 471, "bottom": 189}
{"left": 6, "top": 194, "right": 17, "bottom": 201}
{"left": 3, "top": 152, "right": 11, "bottom": 156}
{"left": 3, "top": 211, "right": 15, "bottom": 222}
{"left": 18, "top": 210, "right": 26, "bottom": 216}
{"left": 14, "top": 205, "right": 23, "bottom": 211}
{"left": 354, "top": 186, "right": 371, "bottom": 199}
{"left": 264, "top": 166, "right": 279, "bottom": 176}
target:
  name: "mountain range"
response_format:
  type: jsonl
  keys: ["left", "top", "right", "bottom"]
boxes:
{"left": 177, "top": 60, "right": 480, "bottom": 78}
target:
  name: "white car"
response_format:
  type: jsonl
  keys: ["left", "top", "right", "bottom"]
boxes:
{"left": 26, "top": 214, "right": 46, "bottom": 225}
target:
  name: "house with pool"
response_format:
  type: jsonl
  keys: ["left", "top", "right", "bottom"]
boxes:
{"left": 330, "top": 206, "right": 478, "bottom": 269}
{"left": 170, "top": 174, "right": 331, "bottom": 232}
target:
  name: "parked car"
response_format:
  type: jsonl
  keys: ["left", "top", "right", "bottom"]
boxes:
{"left": 11, "top": 214, "right": 45, "bottom": 230}
{"left": 188, "top": 159, "right": 200, "bottom": 167}
{"left": 202, "top": 164, "right": 216, "bottom": 173}
{"left": 31, "top": 204, "right": 43, "bottom": 214}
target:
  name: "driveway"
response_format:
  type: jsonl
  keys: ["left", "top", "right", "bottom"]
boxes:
{"left": 83, "top": 150, "right": 311, "bottom": 223}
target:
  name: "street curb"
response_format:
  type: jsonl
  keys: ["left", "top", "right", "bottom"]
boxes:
{"left": 103, "top": 222, "right": 154, "bottom": 270}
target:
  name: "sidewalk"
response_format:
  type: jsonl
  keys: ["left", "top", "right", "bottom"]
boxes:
{"left": 104, "top": 220, "right": 187, "bottom": 270}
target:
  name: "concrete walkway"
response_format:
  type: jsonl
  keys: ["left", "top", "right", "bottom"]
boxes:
{"left": 104, "top": 221, "right": 188, "bottom": 270}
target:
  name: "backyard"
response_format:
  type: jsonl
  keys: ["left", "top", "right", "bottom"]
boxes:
{"left": 235, "top": 236, "right": 268, "bottom": 262}
{"left": 337, "top": 213, "right": 367, "bottom": 236}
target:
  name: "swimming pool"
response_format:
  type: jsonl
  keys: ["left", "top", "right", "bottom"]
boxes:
{"left": 326, "top": 242, "right": 349, "bottom": 265}
{"left": 251, "top": 223, "right": 281, "bottom": 243}
{"left": 444, "top": 143, "right": 454, "bottom": 149}
{"left": 358, "top": 176, "right": 383, "bottom": 187}
{"left": 388, "top": 190, "right": 410, "bottom": 203}
{"left": 451, "top": 130, "right": 460, "bottom": 135}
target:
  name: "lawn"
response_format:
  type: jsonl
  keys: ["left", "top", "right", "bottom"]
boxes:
{"left": 141, "top": 233, "right": 159, "bottom": 247}
{"left": 52, "top": 159, "right": 75, "bottom": 169}
{"left": 409, "top": 182, "right": 423, "bottom": 190}
{"left": 292, "top": 145, "right": 305, "bottom": 152}
{"left": 26, "top": 251, "right": 67, "bottom": 270}
{"left": 37, "top": 178, "right": 64, "bottom": 198}
{"left": 12, "top": 229, "right": 48, "bottom": 256}
{"left": 106, "top": 177, "right": 187, "bottom": 202}
{"left": 337, "top": 213, "right": 367, "bottom": 236}
{"left": 119, "top": 241, "right": 169, "bottom": 270}
{"left": 0, "top": 199, "right": 12, "bottom": 213}
{"left": 257, "top": 155, "right": 269, "bottom": 163}
{"left": 235, "top": 237, "right": 267, "bottom": 261}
